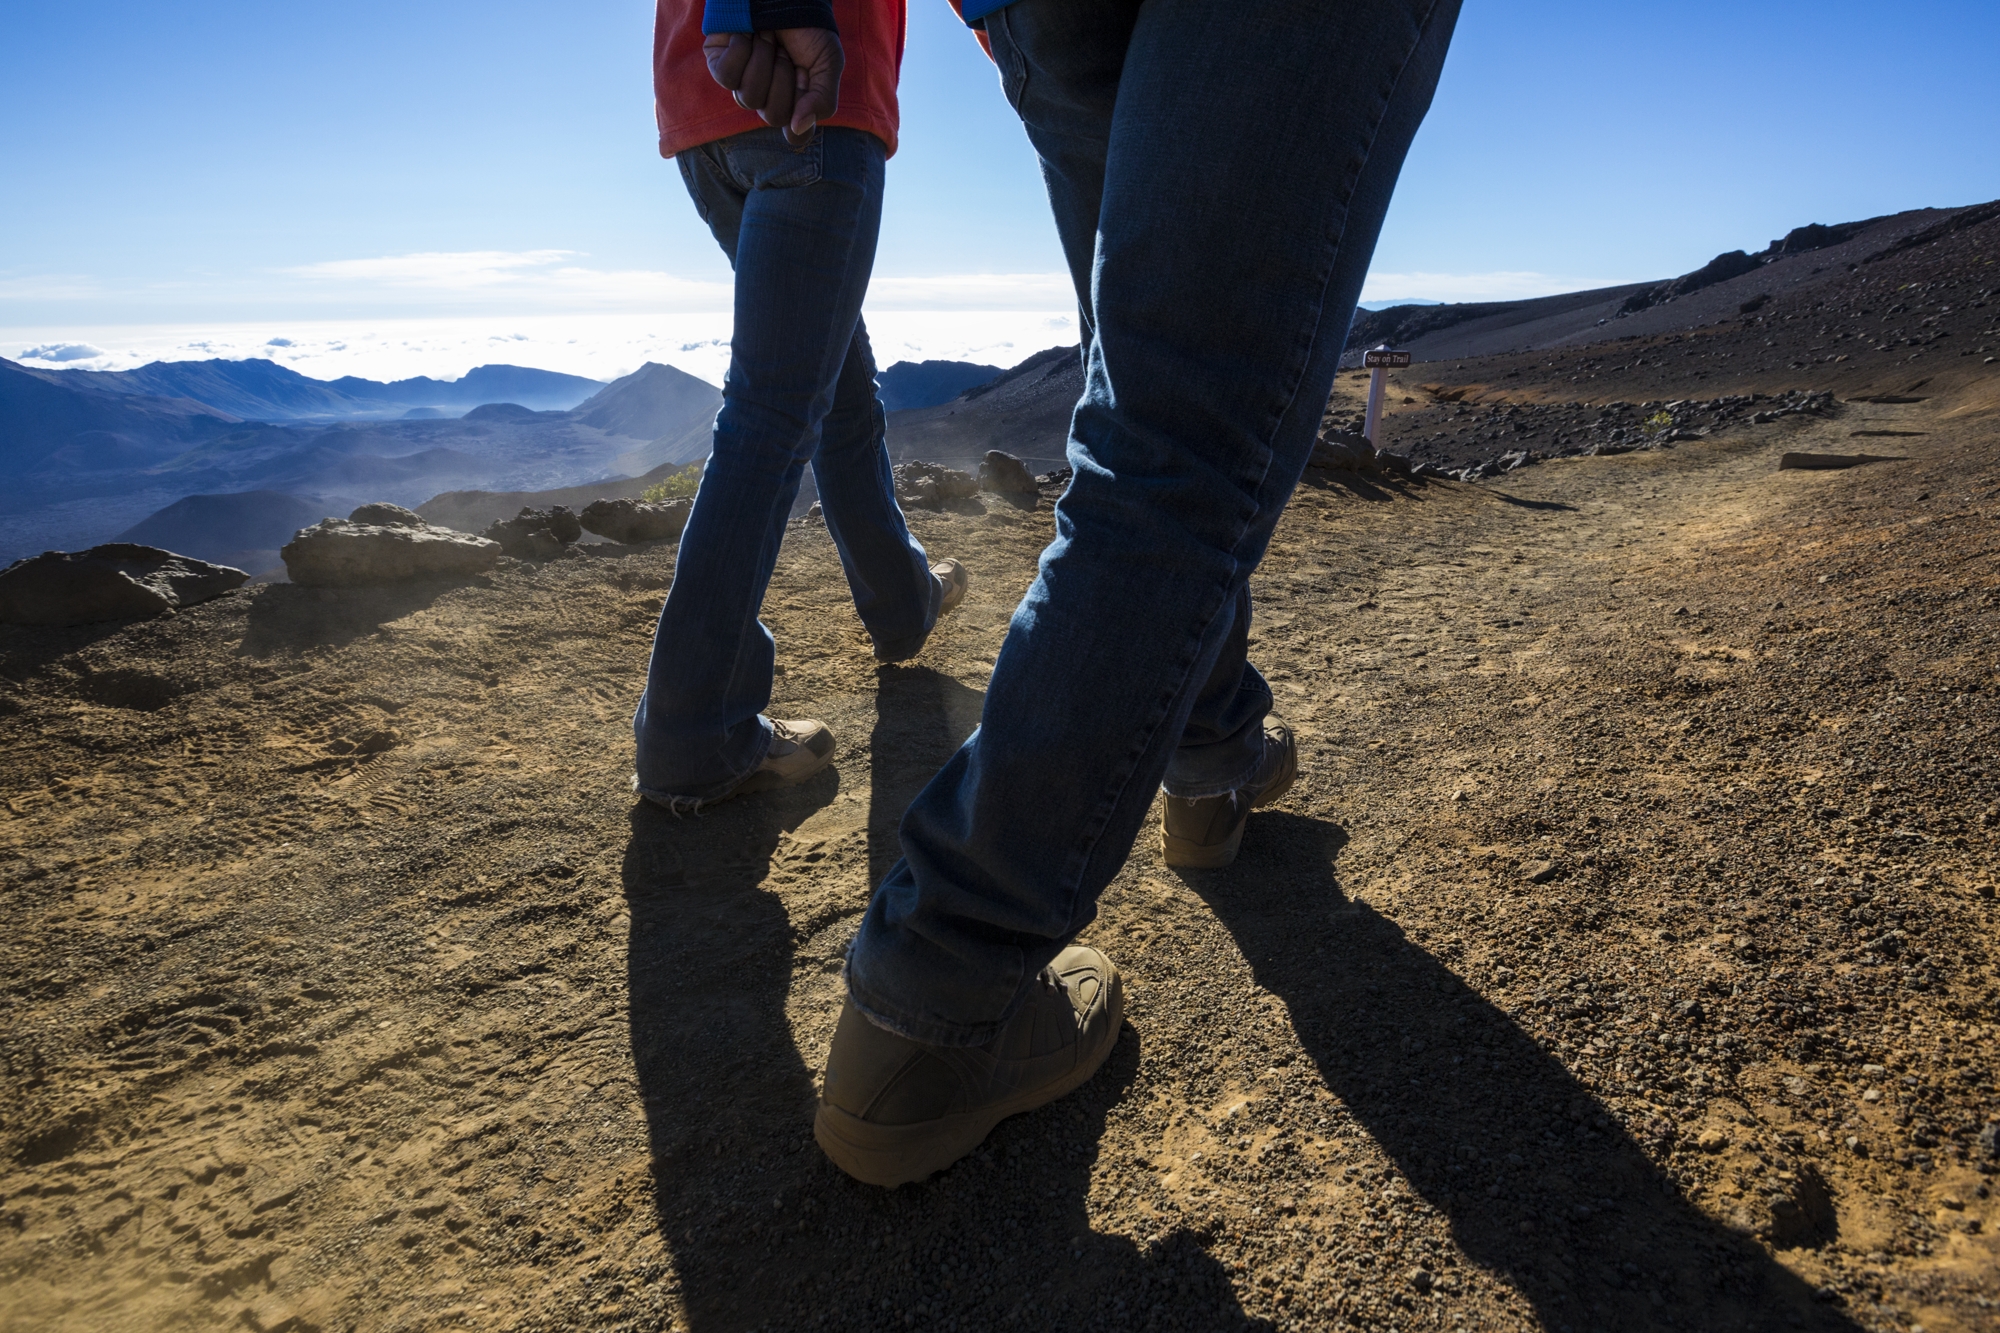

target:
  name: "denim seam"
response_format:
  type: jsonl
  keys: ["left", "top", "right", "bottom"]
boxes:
{"left": 1051, "top": 561, "right": 1236, "bottom": 936}
{"left": 1254, "top": 4, "right": 1438, "bottom": 519}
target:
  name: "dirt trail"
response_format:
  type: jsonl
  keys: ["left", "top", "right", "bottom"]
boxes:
{"left": 2, "top": 392, "right": 1996, "bottom": 1333}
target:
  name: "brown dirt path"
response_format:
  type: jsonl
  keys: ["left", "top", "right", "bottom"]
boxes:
{"left": 2, "top": 394, "right": 1996, "bottom": 1332}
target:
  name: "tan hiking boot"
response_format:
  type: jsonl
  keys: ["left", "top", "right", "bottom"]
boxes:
{"left": 933, "top": 558, "right": 969, "bottom": 616}
{"left": 729, "top": 717, "right": 836, "bottom": 796}
{"left": 1159, "top": 719, "right": 1298, "bottom": 868}
{"left": 637, "top": 717, "right": 836, "bottom": 810}
{"left": 814, "top": 944, "right": 1123, "bottom": 1187}
{"left": 873, "top": 559, "right": 969, "bottom": 663}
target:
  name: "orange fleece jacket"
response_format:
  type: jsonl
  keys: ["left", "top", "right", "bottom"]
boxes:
{"left": 654, "top": 0, "right": 908, "bottom": 158}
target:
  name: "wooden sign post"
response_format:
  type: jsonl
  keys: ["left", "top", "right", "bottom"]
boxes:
{"left": 1362, "top": 345, "right": 1412, "bottom": 447}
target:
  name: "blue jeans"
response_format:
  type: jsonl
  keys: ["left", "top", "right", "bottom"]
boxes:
{"left": 846, "top": 0, "right": 1462, "bottom": 1044}
{"left": 634, "top": 126, "right": 938, "bottom": 801}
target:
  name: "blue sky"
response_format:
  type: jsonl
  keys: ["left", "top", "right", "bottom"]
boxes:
{"left": 3, "top": 0, "right": 1996, "bottom": 381}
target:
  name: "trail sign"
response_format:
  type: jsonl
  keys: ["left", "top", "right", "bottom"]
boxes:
{"left": 1361, "top": 345, "right": 1409, "bottom": 445}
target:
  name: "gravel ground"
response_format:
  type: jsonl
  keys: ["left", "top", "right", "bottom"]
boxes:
{"left": 1, "top": 349, "right": 1996, "bottom": 1332}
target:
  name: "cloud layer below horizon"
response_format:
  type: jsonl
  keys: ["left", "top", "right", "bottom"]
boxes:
{"left": 0, "top": 311, "right": 1083, "bottom": 387}
{"left": 0, "top": 251, "right": 1637, "bottom": 384}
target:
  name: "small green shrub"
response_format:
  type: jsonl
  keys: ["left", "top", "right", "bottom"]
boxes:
{"left": 1644, "top": 410, "right": 1674, "bottom": 433}
{"left": 641, "top": 462, "right": 703, "bottom": 503}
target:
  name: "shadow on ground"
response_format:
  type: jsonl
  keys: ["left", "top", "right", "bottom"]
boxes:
{"left": 625, "top": 698, "right": 1263, "bottom": 1332}
{"left": 1298, "top": 469, "right": 1428, "bottom": 502}
{"left": 865, "top": 665, "right": 985, "bottom": 890}
{"left": 1180, "top": 810, "right": 1859, "bottom": 1332}
{"left": 238, "top": 577, "right": 486, "bottom": 654}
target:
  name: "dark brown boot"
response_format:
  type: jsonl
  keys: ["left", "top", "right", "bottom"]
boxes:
{"left": 1160, "top": 719, "right": 1298, "bottom": 868}
{"left": 814, "top": 945, "right": 1122, "bottom": 1187}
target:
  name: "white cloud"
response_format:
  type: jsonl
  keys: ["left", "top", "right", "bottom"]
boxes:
{"left": 281, "top": 249, "right": 735, "bottom": 310}
{"left": 1359, "top": 270, "right": 1628, "bottom": 305}
{"left": 278, "top": 250, "right": 1075, "bottom": 314}
{"left": 17, "top": 341, "right": 107, "bottom": 363}
{"left": 286, "top": 249, "right": 580, "bottom": 289}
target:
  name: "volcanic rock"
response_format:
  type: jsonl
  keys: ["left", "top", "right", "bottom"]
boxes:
{"left": 0, "top": 544, "right": 248, "bottom": 626}
{"left": 577, "top": 498, "right": 692, "bottom": 545}
{"left": 483, "top": 506, "right": 584, "bottom": 560}
{"left": 347, "top": 502, "right": 425, "bottom": 527}
{"left": 1309, "top": 431, "right": 1379, "bottom": 473}
{"left": 978, "top": 450, "right": 1039, "bottom": 496}
{"left": 893, "top": 462, "right": 979, "bottom": 510}
{"left": 280, "top": 519, "right": 499, "bottom": 587}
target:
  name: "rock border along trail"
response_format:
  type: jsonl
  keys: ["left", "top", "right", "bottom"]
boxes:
{"left": 1, "top": 385, "right": 1996, "bottom": 1331}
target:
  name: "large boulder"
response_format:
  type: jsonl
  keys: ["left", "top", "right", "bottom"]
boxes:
{"left": 0, "top": 544, "right": 248, "bottom": 626}
{"left": 281, "top": 512, "right": 499, "bottom": 586}
{"left": 347, "top": 501, "right": 425, "bottom": 527}
{"left": 893, "top": 461, "right": 979, "bottom": 510}
{"left": 578, "top": 497, "right": 692, "bottom": 544}
{"left": 482, "top": 505, "right": 584, "bottom": 559}
{"left": 978, "top": 449, "right": 1038, "bottom": 496}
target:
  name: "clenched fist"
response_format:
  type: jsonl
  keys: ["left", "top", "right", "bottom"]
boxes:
{"left": 704, "top": 28, "right": 843, "bottom": 147}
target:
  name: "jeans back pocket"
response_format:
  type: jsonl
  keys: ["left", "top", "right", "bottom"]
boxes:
{"left": 719, "top": 126, "right": 824, "bottom": 191}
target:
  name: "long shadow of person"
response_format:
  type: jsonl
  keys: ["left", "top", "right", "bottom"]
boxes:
{"left": 864, "top": 665, "right": 986, "bottom": 891}
{"left": 627, "top": 681, "right": 1264, "bottom": 1331}
{"left": 1180, "top": 811, "right": 1862, "bottom": 1332}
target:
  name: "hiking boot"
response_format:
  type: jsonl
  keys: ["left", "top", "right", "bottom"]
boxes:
{"left": 874, "top": 558, "right": 970, "bottom": 662}
{"left": 1159, "top": 719, "right": 1298, "bottom": 869}
{"left": 814, "top": 944, "right": 1123, "bottom": 1187}
{"left": 729, "top": 716, "right": 836, "bottom": 795}
{"left": 635, "top": 716, "right": 834, "bottom": 810}
{"left": 933, "top": 558, "right": 969, "bottom": 616}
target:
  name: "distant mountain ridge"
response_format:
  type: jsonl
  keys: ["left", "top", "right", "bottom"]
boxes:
{"left": 35, "top": 358, "right": 606, "bottom": 423}
{"left": 0, "top": 359, "right": 720, "bottom": 562}
{"left": 876, "top": 359, "right": 1003, "bottom": 412}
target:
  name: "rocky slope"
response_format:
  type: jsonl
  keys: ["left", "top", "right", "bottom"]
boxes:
{"left": 0, "top": 313, "right": 1995, "bottom": 1331}
{"left": 1345, "top": 200, "right": 1998, "bottom": 366}
{"left": 1356, "top": 200, "right": 2000, "bottom": 481}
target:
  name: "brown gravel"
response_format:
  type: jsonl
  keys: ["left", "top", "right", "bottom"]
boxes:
{"left": 2, "top": 357, "right": 1997, "bottom": 1332}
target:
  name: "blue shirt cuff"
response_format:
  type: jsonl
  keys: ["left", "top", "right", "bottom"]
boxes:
{"left": 957, "top": 0, "right": 1011, "bottom": 24}
{"left": 703, "top": 0, "right": 838, "bottom": 34}
{"left": 702, "top": 0, "right": 754, "bottom": 34}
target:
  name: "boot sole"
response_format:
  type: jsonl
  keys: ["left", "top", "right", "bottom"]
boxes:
{"left": 1158, "top": 760, "right": 1298, "bottom": 869}
{"left": 812, "top": 972, "right": 1125, "bottom": 1188}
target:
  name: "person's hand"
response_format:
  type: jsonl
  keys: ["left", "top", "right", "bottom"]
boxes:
{"left": 704, "top": 28, "right": 843, "bottom": 146}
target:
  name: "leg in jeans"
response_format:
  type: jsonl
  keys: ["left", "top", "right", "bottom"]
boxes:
{"left": 633, "top": 126, "right": 935, "bottom": 802}
{"left": 815, "top": 319, "right": 942, "bottom": 663}
{"left": 845, "top": 0, "right": 1463, "bottom": 1043}
{"left": 982, "top": 0, "right": 1275, "bottom": 800}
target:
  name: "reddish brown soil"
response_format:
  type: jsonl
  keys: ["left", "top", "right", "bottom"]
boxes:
{"left": 2, "top": 360, "right": 1997, "bottom": 1332}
